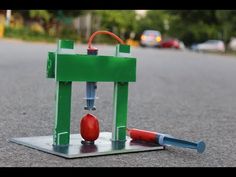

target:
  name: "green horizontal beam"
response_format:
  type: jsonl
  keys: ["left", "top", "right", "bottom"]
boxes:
{"left": 52, "top": 54, "right": 136, "bottom": 82}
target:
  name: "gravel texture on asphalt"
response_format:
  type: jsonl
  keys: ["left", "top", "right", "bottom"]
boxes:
{"left": 0, "top": 39, "right": 236, "bottom": 167}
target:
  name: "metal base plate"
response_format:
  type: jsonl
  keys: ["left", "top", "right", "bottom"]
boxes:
{"left": 10, "top": 132, "right": 164, "bottom": 159}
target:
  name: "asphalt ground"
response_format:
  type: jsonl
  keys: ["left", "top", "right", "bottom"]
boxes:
{"left": 0, "top": 39, "right": 236, "bottom": 167}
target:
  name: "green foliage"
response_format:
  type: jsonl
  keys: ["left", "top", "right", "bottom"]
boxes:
{"left": 28, "top": 10, "right": 84, "bottom": 22}
{"left": 137, "top": 10, "right": 169, "bottom": 32}
{"left": 29, "top": 22, "right": 45, "bottom": 34}
{"left": 59, "top": 25, "right": 80, "bottom": 41}
{"left": 4, "top": 26, "right": 80, "bottom": 43}
{"left": 48, "top": 10, "right": 84, "bottom": 18}
{"left": 95, "top": 10, "right": 137, "bottom": 37}
{"left": 215, "top": 10, "right": 236, "bottom": 42}
{"left": 29, "top": 10, "right": 52, "bottom": 23}
{"left": 4, "top": 26, "right": 55, "bottom": 42}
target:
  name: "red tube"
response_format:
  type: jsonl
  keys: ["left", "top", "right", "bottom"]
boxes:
{"left": 88, "top": 31, "right": 125, "bottom": 49}
{"left": 127, "top": 128, "right": 157, "bottom": 143}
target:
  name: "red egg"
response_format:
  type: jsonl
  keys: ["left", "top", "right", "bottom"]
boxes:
{"left": 80, "top": 113, "right": 99, "bottom": 141}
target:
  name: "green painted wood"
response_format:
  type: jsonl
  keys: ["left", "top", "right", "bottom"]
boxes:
{"left": 55, "top": 54, "right": 136, "bottom": 82}
{"left": 47, "top": 41, "right": 137, "bottom": 146}
{"left": 112, "top": 82, "right": 129, "bottom": 141}
{"left": 116, "top": 44, "right": 130, "bottom": 54}
{"left": 53, "top": 81, "right": 72, "bottom": 146}
{"left": 47, "top": 52, "right": 55, "bottom": 78}
{"left": 57, "top": 40, "right": 74, "bottom": 49}
{"left": 111, "top": 44, "right": 131, "bottom": 142}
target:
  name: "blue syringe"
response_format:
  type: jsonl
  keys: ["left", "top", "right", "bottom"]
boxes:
{"left": 128, "top": 128, "right": 206, "bottom": 153}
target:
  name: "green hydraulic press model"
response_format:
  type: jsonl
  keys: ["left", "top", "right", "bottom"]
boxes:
{"left": 10, "top": 31, "right": 164, "bottom": 158}
{"left": 47, "top": 31, "right": 136, "bottom": 146}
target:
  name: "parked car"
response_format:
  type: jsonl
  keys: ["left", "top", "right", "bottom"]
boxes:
{"left": 140, "top": 30, "right": 162, "bottom": 47}
{"left": 179, "top": 41, "right": 186, "bottom": 50}
{"left": 191, "top": 40, "right": 225, "bottom": 53}
{"left": 160, "top": 39, "right": 186, "bottom": 50}
{"left": 160, "top": 39, "right": 182, "bottom": 49}
{"left": 228, "top": 37, "right": 236, "bottom": 51}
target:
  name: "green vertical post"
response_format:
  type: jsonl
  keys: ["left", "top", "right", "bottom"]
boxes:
{"left": 112, "top": 44, "right": 130, "bottom": 142}
{"left": 54, "top": 81, "right": 72, "bottom": 146}
{"left": 112, "top": 82, "right": 129, "bottom": 141}
{"left": 53, "top": 40, "right": 74, "bottom": 146}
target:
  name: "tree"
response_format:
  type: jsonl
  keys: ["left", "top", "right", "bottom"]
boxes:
{"left": 137, "top": 10, "right": 171, "bottom": 34}
{"left": 29, "top": 10, "right": 51, "bottom": 23}
{"left": 94, "top": 10, "right": 137, "bottom": 39}
{"left": 215, "top": 10, "right": 236, "bottom": 43}
{"left": 165, "top": 10, "right": 220, "bottom": 46}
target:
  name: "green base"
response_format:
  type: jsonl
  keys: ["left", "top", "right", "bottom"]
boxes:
{"left": 10, "top": 132, "right": 164, "bottom": 159}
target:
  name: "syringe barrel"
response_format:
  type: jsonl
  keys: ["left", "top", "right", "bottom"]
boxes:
{"left": 127, "top": 128, "right": 157, "bottom": 143}
{"left": 84, "top": 48, "right": 98, "bottom": 111}
{"left": 128, "top": 128, "right": 206, "bottom": 153}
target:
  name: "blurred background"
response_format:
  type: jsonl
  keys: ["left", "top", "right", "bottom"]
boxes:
{"left": 1, "top": 10, "right": 236, "bottom": 166}
{"left": 0, "top": 10, "right": 236, "bottom": 54}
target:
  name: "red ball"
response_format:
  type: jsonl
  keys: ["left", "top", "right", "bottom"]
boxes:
{"left": 80, "top": 113, "right": 99, "bottom": 141}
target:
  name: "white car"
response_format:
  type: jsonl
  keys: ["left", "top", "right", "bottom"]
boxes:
{"left": 179, "top": 41, "right": 186, "bottom": 50}
{"left": 140, "top": 30, "right": 162, "bottom": 47}
{"left": 192, "top": 40, "right": 225, "bottom": 53}
{"left": 228, "top": 37, "right": 236, "bottom": 51}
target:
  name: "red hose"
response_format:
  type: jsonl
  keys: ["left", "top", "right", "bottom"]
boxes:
{"left": 88, "top": 31, "right": 125, "bottom": 49}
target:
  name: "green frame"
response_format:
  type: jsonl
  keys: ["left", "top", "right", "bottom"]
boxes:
{"left": 47, "top": 40, "right": 136, "bottom": 146}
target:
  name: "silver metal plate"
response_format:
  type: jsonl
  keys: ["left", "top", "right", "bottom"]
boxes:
{"left": 10, "top": 132, "right": 164, "bottom": 158}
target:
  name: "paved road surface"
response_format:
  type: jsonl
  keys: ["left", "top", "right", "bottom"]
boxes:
{"left": 0, "top": 39, "right": 236, "bottom": 167}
